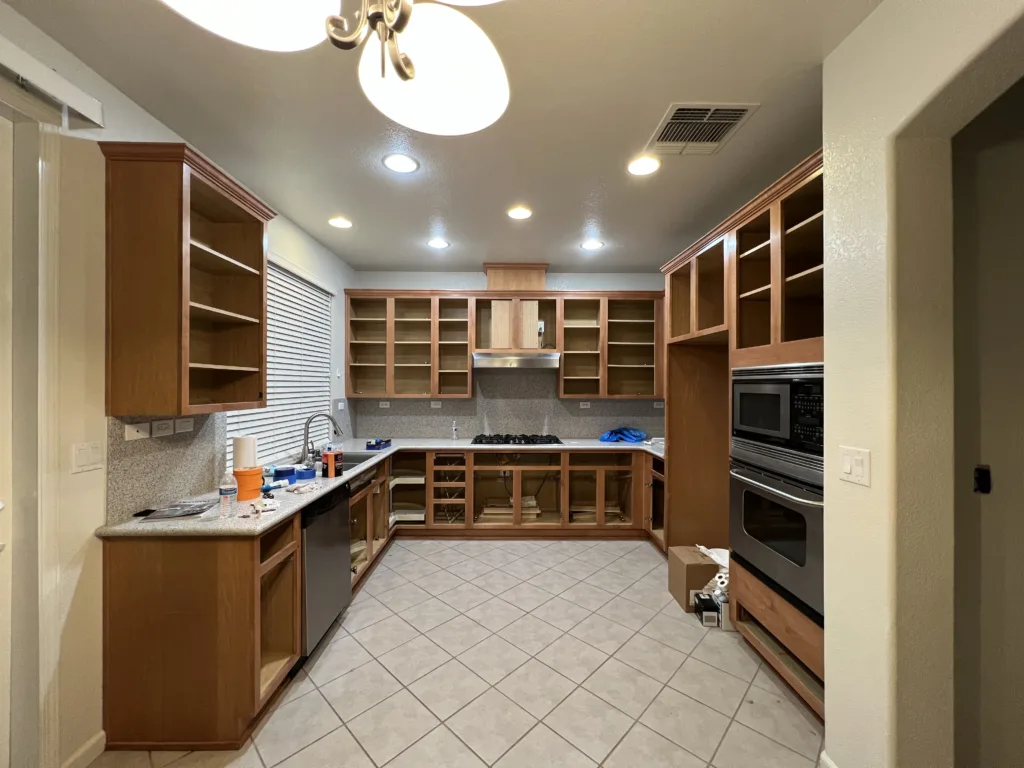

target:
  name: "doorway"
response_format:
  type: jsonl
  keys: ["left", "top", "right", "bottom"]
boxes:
{"left": 952, "top": 76, "right": 1024, "bottom": 768}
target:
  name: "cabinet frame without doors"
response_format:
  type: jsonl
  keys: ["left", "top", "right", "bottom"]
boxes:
{"left": 344, "top": 290, "right": 665, "bottom": 400}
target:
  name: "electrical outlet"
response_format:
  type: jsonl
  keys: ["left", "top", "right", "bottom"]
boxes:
{"left": 124, "top": 422, "right": 150, "bottom": 441}
{"left": 839, "top": 446, "right": 872, "bottom": 487}
{"left": 431, "top": 401, "right": 442, "bottom": 409}
{"left": 152, "top": 419, "right": 174, "bottom": 438}
{"left": 654, "top": 402, "right": 664, "bottom": 409}
{"left": 379, "top": 401, "right": 390, "bottom": 409}
{"left": 580, "top": 402, "right": 591, "bottom": 410}
{"left": 174, "top": 417, "right": 194, "bottom": 434}
{"left": 333, "top": 398, "right": 345, "bottom": 413}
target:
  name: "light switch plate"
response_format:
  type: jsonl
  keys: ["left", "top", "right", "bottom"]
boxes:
{"left": 580, "top": 402, "right": 591, "bottom": 410}
{"left": 654, "top": 402, "right": 665, "bottom": 409}
{"left": 152, "top": 419, "right": 174, "bottom": 438}
{"left": 839, "top": 446, "right": 872, "bottom": 487}
{"left": 71, "top": 441, "right": 103, "bottom": 474}
{"left": 379, "top": 401, "right": 390, "bottom": 409}
{"left": 430, "top": 401, "right": 442, "bottom": 409}
{"left": 125, "top": 422, "right": 150, "bottom": 441}
{"left": 174, "top": 417, "right": 194, "bottom": 434}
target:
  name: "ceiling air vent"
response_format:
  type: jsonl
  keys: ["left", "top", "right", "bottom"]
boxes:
{"left": 645, "top": 103, "right": 759, "bottom": 156}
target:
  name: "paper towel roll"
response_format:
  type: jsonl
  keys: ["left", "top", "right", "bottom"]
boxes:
{"left": 234, "top": 436, "right": 257, "bottom": 469}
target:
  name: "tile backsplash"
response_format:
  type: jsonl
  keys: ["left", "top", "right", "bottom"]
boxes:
{"left": 353, "top": 370, "right": 664, "bottom": 439}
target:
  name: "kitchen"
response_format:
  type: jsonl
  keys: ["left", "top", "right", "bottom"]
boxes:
{"left": 3, "top": 1, "right": 1018, "bottom": 768}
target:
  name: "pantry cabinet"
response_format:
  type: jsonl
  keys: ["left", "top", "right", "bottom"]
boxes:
{"left": 101, "top": 143, "right": 276, "bottom": 416}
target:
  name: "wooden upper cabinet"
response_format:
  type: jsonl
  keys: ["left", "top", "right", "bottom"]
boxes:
{"left": 346, "top": 291, "right": 663, "bottom": 400}
{"left": 663, "top": 149, "right": 823, "bottom": 366}
{"left": 101, "top": 142, "right": 276, "bottom": 416}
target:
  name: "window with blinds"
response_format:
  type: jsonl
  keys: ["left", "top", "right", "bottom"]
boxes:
{"left": 226, "top": 262, "right": 333, "bottom": 469}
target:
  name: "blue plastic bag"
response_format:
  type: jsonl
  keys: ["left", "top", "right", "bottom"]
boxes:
{"left": 599, "top": 428, "right": 647, "bottom": 443}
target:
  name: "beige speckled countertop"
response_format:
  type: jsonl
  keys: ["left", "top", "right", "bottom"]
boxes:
{"left": 96, "top": 438, "right": 664, "bottom": 539}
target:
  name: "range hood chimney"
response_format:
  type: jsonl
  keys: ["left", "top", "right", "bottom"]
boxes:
{"left": 475, "top": 263, "right": 560, "bottom": 370}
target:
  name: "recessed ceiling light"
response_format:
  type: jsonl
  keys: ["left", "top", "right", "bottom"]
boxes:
{"left": 507, "top": 206, "right": 532, "bottom": 220}
{"left": 428, "top": 237, "right": 450, "bottom": 249}
{"left": 329, "top": 216, "right": 353, "bottom": 229}
{"left": 383, "top": 154, "right": 420, "bottom": 174}
{"left": 628, "top": 155, "right": 661, "bottom": 176}
{"left": 581, "top": 239, "right": 604, "bottom": 251}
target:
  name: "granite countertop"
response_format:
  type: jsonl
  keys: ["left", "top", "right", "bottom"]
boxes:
{"left": 96, "top": 437, "right": 664, "bottom": 539}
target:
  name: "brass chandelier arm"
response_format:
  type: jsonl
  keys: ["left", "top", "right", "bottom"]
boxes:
{"left": 326, "top": 0, "right": 417, "bottom": 81}
{"left": 383, "top": 0, "right": 414, "bottom": 34}
{"left": 326, "top": 0, "right": 371, "bottom": 51}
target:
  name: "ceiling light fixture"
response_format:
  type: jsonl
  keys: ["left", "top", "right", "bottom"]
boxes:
{"left": 428, "top": 237, "right": 450, "bottom": 249}
{"left": 581, "top": 239, "right": 604, "bottom": 251}
{"left": 383, "top": 154, "right": 420, "bottom": 173}
{"left": 507, "top": 206, "right": 532, "bottom": 220}
{"left": 157, "top": 0, "right": 336, "bottom": 52}
{"left": 628, "top": 155, "right": 661, "bottom": 176}
{"left": 329, "top": 216, "right": 354, "bottom": 229}
{"left": 330, "top": 2, "right": 509, "bottom": 136}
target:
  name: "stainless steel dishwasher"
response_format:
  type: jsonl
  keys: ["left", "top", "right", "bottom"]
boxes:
{"left": 301, "top": 483, "right": 352, "bottom": 656}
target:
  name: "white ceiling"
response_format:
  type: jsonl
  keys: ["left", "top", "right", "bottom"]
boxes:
{"left": 11, "top": 0, "right": 880, "bottom": 272}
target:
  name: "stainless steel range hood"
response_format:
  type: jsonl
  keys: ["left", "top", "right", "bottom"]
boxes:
{"left": 473, "top": 352, "right": 561, "bottom": 369}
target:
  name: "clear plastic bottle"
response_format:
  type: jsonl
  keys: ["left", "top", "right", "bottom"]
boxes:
{"left": 219, "top": 471, "right": 238, "bottom": 518}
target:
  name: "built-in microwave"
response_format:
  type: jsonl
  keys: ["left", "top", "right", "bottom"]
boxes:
{"left": 732, "top": 364, "right": 824, "bottom": 456}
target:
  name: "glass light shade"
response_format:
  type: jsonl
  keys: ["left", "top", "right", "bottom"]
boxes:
{"left": 358, "top": 3, "right": 509, "bottom": 136}
{"left": 581, "top": 239, "right": 605, "bottom": 251}
{"left": 158, "top": 0, "right": 335, "bottom": 52}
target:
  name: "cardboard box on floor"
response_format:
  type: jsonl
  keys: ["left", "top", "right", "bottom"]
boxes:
{"left": 668, "top": 546, "right": 720, "bottom": 613}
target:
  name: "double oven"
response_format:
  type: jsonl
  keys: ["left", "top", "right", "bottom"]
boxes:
{"left": 730, "top": 364, "right": 824, "bottom": 620}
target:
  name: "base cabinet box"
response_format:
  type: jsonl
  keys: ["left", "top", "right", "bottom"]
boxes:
{"left": 668, "top": 545, "right": 719, "bottom": 613}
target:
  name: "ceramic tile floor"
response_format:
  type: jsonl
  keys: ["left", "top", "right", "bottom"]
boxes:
{"left": 94, "top": 538, "right": 825, "bottom": 768}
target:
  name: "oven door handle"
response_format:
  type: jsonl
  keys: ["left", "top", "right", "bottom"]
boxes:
{"left": 730, "top": 469, "right": 824, "bottom": 508}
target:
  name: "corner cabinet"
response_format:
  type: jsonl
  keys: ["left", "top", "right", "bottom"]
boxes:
{"left": 101, "top": 143, "right": 276, "bottom": 416}
{"left": 345, "top": 291, "right": 663, "bottom": 400}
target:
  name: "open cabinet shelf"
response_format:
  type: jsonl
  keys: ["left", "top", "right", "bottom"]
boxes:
{"left": 102, "top": 142, "right": 275, "bottom": 416}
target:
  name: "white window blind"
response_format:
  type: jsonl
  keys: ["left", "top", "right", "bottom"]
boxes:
{"left": 226, "top": 262, "right": 333, "bottom": 468}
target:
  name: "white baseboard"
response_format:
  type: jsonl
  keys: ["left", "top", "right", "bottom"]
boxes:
{"left": 819, "top": 750, "right": 839, "bottom": 768}
{"left": 62, "top": 731, "right": 105, "bottom": 768}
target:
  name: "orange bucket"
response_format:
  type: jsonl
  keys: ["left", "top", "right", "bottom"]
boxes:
{"left": 234, "top": 467, "right": 263, "bottom": 502}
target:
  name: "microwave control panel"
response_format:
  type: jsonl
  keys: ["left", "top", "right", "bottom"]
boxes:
{"left": 792, "top": 382, "right": 824, "bottom": 450}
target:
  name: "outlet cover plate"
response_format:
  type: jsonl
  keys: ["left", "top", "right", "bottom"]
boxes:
{"left": 152, "top": 419, "right": 174, "bottom": 438}
{"left": 125, "top": 422, "right": 150, "bottom": 441}
{"left": 379, "top": 401, "right": 390, "bottom": 409}
{"left": 174, "top": 417, "right": 194, "bottom": 434}
{"left": 431, "top": 401, "right": 442, "bottom": 409}
{"left": 580, "top": 402, "right": 591, "bottom": 410}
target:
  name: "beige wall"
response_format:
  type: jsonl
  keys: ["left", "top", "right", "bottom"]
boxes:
{"left": 822, "top": 1, "right": 1024, "bottom": 767}
{"left": 952, "top": 78, "right": 1024, "bottom": 768}
{"left": 55, "top": 137, "right": 106, "bottom": 765}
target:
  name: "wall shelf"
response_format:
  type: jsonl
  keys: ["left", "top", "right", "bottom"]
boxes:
{"left": 190, "top": 240, "right": 260, "bottom": 276}
{"left": 739, "top": 284, "right": 772, "bottom": 300}
{"left": 189, "top": 363, "right": 260, "bottom": 372}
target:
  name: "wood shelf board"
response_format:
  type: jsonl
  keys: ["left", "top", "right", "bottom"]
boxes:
{"left": 739, "top": 285, "right": 772, "bottom": 301}
{"left": 439, "top": 370, "right": 469, "bottom": 374}
{"left": 189, "top": 363, "right": 260, "bottom": 372}
{"left": 351, "top": 317, "right": 387, "bottom": 322}
{"left": 738, "top": 239, "right": 771, "bottom": 260}
{"left": 350, "top": 341, "right": 386, "bottom": 345}
{"left": 394, "top": 364, "right": 432, "bottom": 367}
{"left": 608, "top": 342, "right": 655, "bottom": 346}
{"left": 393, "top": 318, "right": 432, "bottom": 323}
{"left": 350, "top": 363, "right": 386, "bottom": 367}
{"left": 563, "top": 376, "right": 602, "bottom": 380}
{"left": 189, "top": 240, "right": 260, "bottom": 276}
{"left": 189, "top": 302, "right": 260, "bottom": 325}
{"left": 563, "top": 350, "right": 600, "bottom": 355}
{"left": 607, "top": 364, "right": 655, "bottom": 368}
{"left": 607, "top": 319, "right": 655, "bottom": 324}
{"left": 438, "top": 318, "right": 470, "bottom": 323}
{"left": 736, "top": 619, "right": 824, "bottom": 720}
{"left": 438, "top": 341, "right": 469, "bottom": 345}
{"left": 259, "top": 653, "right": 295, "bottom": 701}
{"left": 676, "top": 325, "right": 730, "bottom": 346}
{"left": 784, "top": 209, "right": 824, "bottom": 236}
{"left": 785, "top": 264, "right": 824, "bottom": 298}
{"left": 393, "top": 341, "right": 431, "bottom": 345}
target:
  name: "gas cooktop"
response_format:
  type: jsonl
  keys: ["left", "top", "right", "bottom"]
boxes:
{"left": 471, "top": 434, "right": 563, "bottom": 446}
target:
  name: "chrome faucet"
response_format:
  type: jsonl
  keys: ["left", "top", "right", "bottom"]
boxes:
{"left": 299, "top": 413, "right": 344, "bottom": 466}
